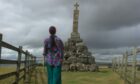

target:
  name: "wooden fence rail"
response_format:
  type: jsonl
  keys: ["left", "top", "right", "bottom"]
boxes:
{"left": 112, "top": 47, "right": 140, "bottom": 84}
{"left": 0, "top": 33, "right": 37, "bottom": 84}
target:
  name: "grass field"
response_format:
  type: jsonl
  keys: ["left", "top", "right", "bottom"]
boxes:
{"left": 31, "top": 67, "right": 124, "bottom": 84}
{"left": 0, "top": 66, "right": 124, "bottom": 84}
{"left": 62, "top": 70, "right": 124, "bottom": 84}
{"left": 0, "top": 66, "right": 25, "bottom": 84}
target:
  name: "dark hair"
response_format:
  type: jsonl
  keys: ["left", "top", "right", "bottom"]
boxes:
{"left": 49, "top": 26, "right": 56, "bottom": 47}
{"left": 49, "top": 26, "right": 56, "bottom": 35}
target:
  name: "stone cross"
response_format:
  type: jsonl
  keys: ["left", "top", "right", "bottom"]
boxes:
{"left": 74, "top": 2, "right": 79, "bottom": 10}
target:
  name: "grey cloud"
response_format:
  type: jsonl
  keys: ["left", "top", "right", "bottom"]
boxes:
{"left": 1, "top": 0, "right": 140, "bottom": 49}
{"left": 0, "top": 0, "right": 72, "bottom": 49}
{"left": 0, "top": 0, "right": 140, "bottom": 62}
{"left": 80, "top": 25, "right": 140, "bottom": 49}
{"left": 80, "top": 0, "right": 140, "bottom": 31}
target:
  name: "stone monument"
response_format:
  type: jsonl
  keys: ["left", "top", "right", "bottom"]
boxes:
{"left": 62, "top": 2, "right": 98, "bottom": 72}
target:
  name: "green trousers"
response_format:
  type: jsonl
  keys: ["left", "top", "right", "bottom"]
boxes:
{"left": 45, "top": 64, "right": 62, "bottom": 84}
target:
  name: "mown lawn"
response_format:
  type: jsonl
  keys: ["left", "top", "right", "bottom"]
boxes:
{"left": 0, "top": 66, "right": 124, "bottom": 84}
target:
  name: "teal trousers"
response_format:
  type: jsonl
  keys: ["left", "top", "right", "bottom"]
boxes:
{"left": 45, "top": 64, "right": 62, "bottom": 84}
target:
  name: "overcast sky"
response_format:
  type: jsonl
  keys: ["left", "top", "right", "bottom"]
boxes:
{"left": 1, "top": 0, "right": 140, "bottom": 62}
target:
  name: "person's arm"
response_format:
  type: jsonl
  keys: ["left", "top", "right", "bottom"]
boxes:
{"left": 43, "top": 39, "right": 48, "bottom": 56}
{"left": 60, "top": 39, "right": 64, "bottom": 61}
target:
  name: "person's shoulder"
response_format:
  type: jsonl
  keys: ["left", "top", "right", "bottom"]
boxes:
{"left": 55, "top": 36, "right": 62, "bottom": 41}
{"left": 44, "top": 37, "right": 50, "bottom": 43}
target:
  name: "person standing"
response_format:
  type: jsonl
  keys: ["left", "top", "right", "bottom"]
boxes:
{"left": 43, "top": 26, "right": 64, "bottom": 84}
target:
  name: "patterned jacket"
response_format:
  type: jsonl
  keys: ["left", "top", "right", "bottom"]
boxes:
{"left": 43, "top": 35, "right": 64, "bottom": 66}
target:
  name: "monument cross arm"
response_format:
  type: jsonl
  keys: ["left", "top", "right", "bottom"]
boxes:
{"left": 74, "top": 2, "right": 79, "bottom": 9}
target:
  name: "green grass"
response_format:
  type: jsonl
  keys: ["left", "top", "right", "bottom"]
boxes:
{"left": 31, "top": 67, "right": 124, "bottom": 84}
{"left": 0, "top": 66, "right": 24, "bottom": 84}
{"left": 62, "top": 69, "right": 123, "bottom": 84}
{"left": 0, "top": 66, "right": 124, "bottom": 84}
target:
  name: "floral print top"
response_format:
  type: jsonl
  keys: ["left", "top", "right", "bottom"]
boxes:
{"left": 43, "top": 35, "right": 64, "bottom": 66}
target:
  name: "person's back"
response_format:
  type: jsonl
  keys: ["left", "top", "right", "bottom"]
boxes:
{"left": 43, "top": 26, "right": 64, "bottom": 84}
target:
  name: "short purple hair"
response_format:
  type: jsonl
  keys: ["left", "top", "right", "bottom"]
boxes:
{"left": 49, "top": 26, "right": 56, "bottom": 35}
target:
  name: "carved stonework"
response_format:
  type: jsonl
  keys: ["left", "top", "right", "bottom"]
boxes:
{"left": 62, "top": 2, "right": 98, "bottom": 72}
{"left": 72, "top": 2, "right": 79, "bottom": 33}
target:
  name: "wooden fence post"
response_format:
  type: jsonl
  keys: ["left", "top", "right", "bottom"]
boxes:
{"left": 24, "top": 50, "right": 28, "bottom": 83}
{"left": 33, "top": 56, "right": 36, "bottom": 69}
{"left": 112, "top": 58, "right": 114, "bottom": 71}
{"left": 34, "top": 57, "right": 36, "bottom": 68}
{"left": 33, "top": 56, "right": 35, "bottom": 68}
{"left": 25, "top": 51, "right": 30, "bottom": 84}
{"left": 28, "top": 53, "right": 32, "bottom": 83}
{"left": 15, "top": 46, "right": 22, "bottom": 84}
{"left": 116, "top": 57, "right": 118, "bottom": 72}
{"left": 118, "top": 57, "right": 121, "bottom": 74}
{"left": 119, "top": 57, "right": 121, "bottom": 75}
{"left": 120, "top": 56, "right": 122, "bottom": 78}
{"left": 132, "top": 47, "right": 137, "bottom": 84}
{"left": 31, "top": 56, "right": 33, "bottom": 70}
{"left": 124, "top": 51, "right": 128, "bottom": 84}
{"left": 0, "top": 33, "right": 3, "bottom": 59}
{"left": 117, "top": 57, "right": 119, "bottom": 73}
{"left": 114, "top": 58, "right": 116, "bottom": 72}
{"left": 115, "top": 57, "right": 117, "bottom": 72}
{"left": 121, "top": 54, "right": 125, "bottom": 79}
{"left": 32, "top": 57, "right": 35, "bottom": 69}
{"left": 28, "top": 54, "right": 30, "bottom": 71}
{"left": 32, "top": 55, "right": 34, "bottom": 68}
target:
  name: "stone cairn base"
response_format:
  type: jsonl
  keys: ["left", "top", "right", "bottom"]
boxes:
{"left": 62, "top": 63, "right": 99, "bottom": 72}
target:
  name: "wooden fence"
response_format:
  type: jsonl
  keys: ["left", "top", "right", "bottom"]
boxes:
{"left": 0, "top": 33, "right": 37, "bottom": 84}
{"left": 112, "top": 47, "right": 140, "bottom": 84}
